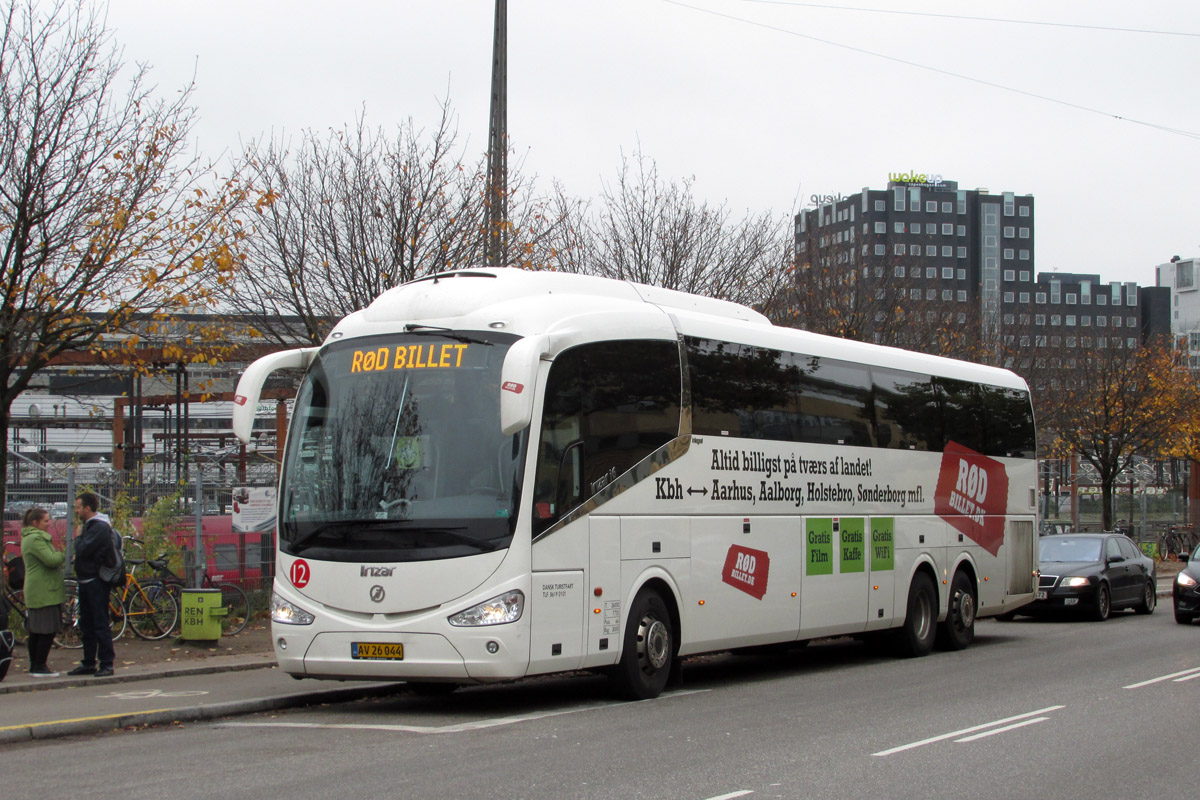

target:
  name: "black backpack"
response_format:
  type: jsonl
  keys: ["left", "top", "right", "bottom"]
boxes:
{"left": 4, "top": 555, "right": 24, "bottom": 590}
{"left": 97, "top": 528, "right": 126, "bottom": 588}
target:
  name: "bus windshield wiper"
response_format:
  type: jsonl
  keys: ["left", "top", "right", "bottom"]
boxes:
{"left": 402, "top": 325, "right": 494, "bottom": 346}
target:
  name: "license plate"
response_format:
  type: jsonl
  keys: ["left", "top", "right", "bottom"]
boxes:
{"left": 1035, "top": 590, "right": 1047, "bottom": 600}
{"left": 351, "top": 642, "right": 404, "bottom": 660}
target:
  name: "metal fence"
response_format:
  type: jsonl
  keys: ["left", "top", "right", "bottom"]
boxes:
{"left": 4, "top": 452, "right": 276, "bottom": 598}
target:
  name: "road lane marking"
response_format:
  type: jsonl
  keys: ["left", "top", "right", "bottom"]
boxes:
{"left": 1123, "top": 666, "right": 1200, "bottom": 689}
{"left": 872, "top": 705, "right": 1064, "bottom": 756}
{"left": 703, "top": 792, "right": 753, "bottom": 800}
{"left": 97, "top": 689, "right": 210, "bottom": 699}
{"left": 0, "top": 709, "right": 174, "bottom": 732}
{"left": 221, "top": 689, "right": 708, "bottom": 735}
{"left": 953, "top": 716, "right": 1049, "bottom": 743}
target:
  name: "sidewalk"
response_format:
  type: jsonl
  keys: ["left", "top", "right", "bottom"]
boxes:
{"left": 0, "top": 626, "right": 401, "bottom": 745}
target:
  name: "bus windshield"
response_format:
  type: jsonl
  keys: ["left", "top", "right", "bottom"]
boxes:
{"left": 279, "top": 330, "right": 525, "bottom": 561}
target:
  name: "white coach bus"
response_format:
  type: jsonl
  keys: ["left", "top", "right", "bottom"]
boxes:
{"left": 232, "top": 268, "right": 1037, "bottom": 699}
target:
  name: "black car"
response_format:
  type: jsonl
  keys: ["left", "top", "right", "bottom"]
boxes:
{"left": 1173, "top": 544, "right": 1200, "bottom": 625}
{"left": 1029, "top": 533, "right": 1157, "bottom": 620}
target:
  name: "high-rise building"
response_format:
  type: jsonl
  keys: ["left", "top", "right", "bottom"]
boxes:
{"left": 1156, "top": 256, "right": 1200, "bottom": 367}
{"left": 793, "top": 177, "right": 1160, "bottom": 358}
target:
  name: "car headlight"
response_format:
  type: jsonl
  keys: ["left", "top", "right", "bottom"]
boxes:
{"left": 271, "top": 591, "right": 315, "bottom": 625}
{"left": 1061, "top": 576, "right": 1090, "bottom": 588}
{"left": 1177, "top": 573, "right": 1198, "bottom": 588}
{"left": 448, "top": 591, "right": 524, "bottom": 627}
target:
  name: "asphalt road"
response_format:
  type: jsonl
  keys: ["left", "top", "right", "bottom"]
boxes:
{"left": 5, "top": 609, "right": 1197, "bottom": 800}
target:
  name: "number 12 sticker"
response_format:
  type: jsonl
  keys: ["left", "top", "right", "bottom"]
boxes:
{"left": 289, "top": 559, "right": 310, "bottom": 588}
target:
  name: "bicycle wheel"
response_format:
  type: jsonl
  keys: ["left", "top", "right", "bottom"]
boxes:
{"left": 55, "top": 585, "right": 82, "bottom": 649}
{"left": 218, "top": 584, "right": 250, "bottom": 635}
{"left": 127, "top": 582, "right": 179, "bottom": 640}
{"left": 6, "top": 589, "right": 29, "bottom": 645}
{"left": 108, "top": 586, "right": 128, "bottom": 640}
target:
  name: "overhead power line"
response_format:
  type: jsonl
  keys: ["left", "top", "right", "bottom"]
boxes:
{"left": 739, "top": 1, "right": 1200, "bottom": 38}
{"left": 661, "top": 0, "right": 1200, "bottom": 141}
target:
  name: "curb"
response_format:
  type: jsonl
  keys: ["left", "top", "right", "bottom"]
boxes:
{"left": 0, "top": 659, "right": 276, "bottom": 696}
{"left": 0, "top": 681, "right": 403, "bottom": 745}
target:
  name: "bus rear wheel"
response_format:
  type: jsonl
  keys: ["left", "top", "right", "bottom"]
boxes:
{"left": 895, "top": 572, "right": 936, "bottom": 658}
{"left": 611, "top": 590, "right": 674, "bottom": 700}
{"left": 936, "top": 570, "right": 976, "bottom": 651}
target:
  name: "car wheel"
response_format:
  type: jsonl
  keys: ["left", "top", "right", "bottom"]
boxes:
{"left": 1091, "top": 583, "right": 1111, "bottom": 621}
{"left": 1134, "top": 580, "right": 1156, "bottom": 615}
{"left": 936, "top": 570, "right": 976, "bottom": 651}
{"left": 611, "top": 589, "right": 674, "bottom": 700}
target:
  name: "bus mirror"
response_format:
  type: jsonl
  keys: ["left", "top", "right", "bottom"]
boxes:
{"left": 232, "top": 347, "right": 318, "bottom": 443}
{"left": 500, "top": 335, "right": 549, "bottom": 435}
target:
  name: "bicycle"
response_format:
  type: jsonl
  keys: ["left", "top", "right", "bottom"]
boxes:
{"left": 143, "top": 553, "right": 250, "bottom": 636}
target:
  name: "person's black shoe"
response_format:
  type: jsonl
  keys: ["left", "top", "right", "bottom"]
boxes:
{"left": 94, "top": 668, "right": 114, "bottom": 678}
{"left": 67, "top": 665, "right": 97, "bottom": 676}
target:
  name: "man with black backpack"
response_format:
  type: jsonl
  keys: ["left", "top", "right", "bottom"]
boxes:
{"left": 70, "top": 492, "right": 116, "bottom": 677}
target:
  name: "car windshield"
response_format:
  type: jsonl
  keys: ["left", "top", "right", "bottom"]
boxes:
{"left": 279, "top": 330, "right": 526, "bottom": 561}
{"left": 1039, "top": 536, "right": 1102, "bottom": 563}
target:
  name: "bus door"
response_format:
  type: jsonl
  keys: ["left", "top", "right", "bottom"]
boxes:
{"left": 800, "top": 517, "right": 870, "bottom": 639}
{"left": 687, "top": 516, "right": 802, "bottom": 652}
{"left": 865, "top": 516, "right": 896, "bottom": 631}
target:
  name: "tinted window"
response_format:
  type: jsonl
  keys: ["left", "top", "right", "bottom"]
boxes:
{"left": 533, "top": 340, "right": 681, "bottom": 534}
{"left": 797, "top": 357, "right": 874, "bottom": 446}
{"left": 688, "top": 339, "right": 799, "bottom": 439}
{"left": 873, "top": 370, "right": 938, "bottom": 451}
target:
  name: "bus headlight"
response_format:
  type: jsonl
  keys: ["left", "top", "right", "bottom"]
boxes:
{"left": 271, "top": 592, "right": 315, "bottom": 625}
{"left": 448, "top": 591, "right": 524, "bottom": 627}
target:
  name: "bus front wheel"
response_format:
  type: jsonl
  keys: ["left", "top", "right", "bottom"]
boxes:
{"left": 611, "top": 590, "right": 674, "bottom": 700}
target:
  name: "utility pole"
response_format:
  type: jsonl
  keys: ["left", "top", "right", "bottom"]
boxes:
{"left": 485, "top": 0, "right": 508, "bottom": 267}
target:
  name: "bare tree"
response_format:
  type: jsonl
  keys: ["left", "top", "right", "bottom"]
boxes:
{"left": 234, "top": 104, "right": 570, "bottom": 345}
{"left": 0, "top": 0, "right": 249, "bottom": 511}
{"left": 547, "top": 151, "right": 793, "bottom": 312}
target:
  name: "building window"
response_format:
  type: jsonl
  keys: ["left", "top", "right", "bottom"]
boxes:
{"left": 875, "top": 200, "right": 886, "bottom": 211}
{"left": 956, "top": 269, "right": 966, "bottom": 280}
{"left": 1035, "top": 314, "right": 1045, "bottom": 325}
{"left": 1036, "top": 293, "right": 1047, "bottom": 304}
{"left": 894, "top": 265, "right": 906, "bottom": 277}
{"left": 894, "top": 221, "right": 905, "bottom": 233}
{"left": 926, "top": 289, "right": 936, "bottom": 300}
{"left": 1003, "top": 226, "right": 1015, "bottom": 238}
{"left": 875, "top": 244, "right": 886, "bottom": 255}
{"left": 1003, "top": 249, "right": 1014, "bottom": 260}
{"left": 1097, "top": 316, "right": 1107, "bottom": 327}
{"left": 926, "top": 223, "right": 936, "bottom": 234}
{"left": 1066, "top": 315, "right": 1076, "bottom": 326}
{"left": 925, "top": 201, "right": 936, "bottom": 213}
{"left": 875, "top": 221, "right": 886, "bottom": 233}
{"left": 956, "top": 225, "right": 966, "bottom": 237}
{"left": 1051, "top": 315, "right": 1061, "bottom": 326}
{"left": 1066, "top": 294, "right": 1077, "bottom": 305}
{"left": 956, "top": 290, "right": 967, "bottom": 302}
{"left": 1081, "top": 316, "right": 1091, "bottom": 326}
{"left": 1066, "top": 337, "right": 1076, "bottom": 348}
{"left": 908, "top": 244, "right": 919, "bottom": 255}
{"left": 942, "top": 289, "right": 953, "bottom": 300}
{"left": 894, "top": 244, "right": 906, "bottom": 255}
{"left": 1113, "top": 316, "right": 1122, "bottom": 328}
{"left": 1003, "top": 269, "right": 1016, "bottom": 281}
{"left": 926, "top": 267, "right": 937, "bottom": 278}
{"left": 1003, "top": 292, "right": 1015, "bottom": 302}
{"left": 1019, "top": 250, "right": 1030, "bottom": 260}
{"left": 894, "top": 187, "right": 906, "bottom": 211}
{"left": 942, "top": 267, "right": 954, "bottom": 279}
{"left": 910, "top": 187, "right": 921, "bottom": 208}
{"left": 1036, "top": 335, "right": 1047, "bottom": 346}
{"left": 941, "top": 202, "right": 952, "bottom": 213}
{"left": 1019, "top": 227, "right": 1030, "bottom": 239}
{"left": 1003, "top": 314, "right": 1015, "bottom": 325}
{"left": 941, "top": 223, "right": 953, "bottom": 235}
{"left": 1019, "top": 206, "right": 1030, "bottom": 217}
{"left": 1127, "top": 338, "right": 1136, "bottom": 348}
{"left": 1019, "top": 292, "right": 1030, "bottom": 303}
{"left": 910, "top": 288, "right": 921, "bottom": 300}
{"left": 1019, "top": 271, "right": 1030, "bottom": 282}
{"left": 956, "top": 247, "right": 967, "bottom": 258}
{"left": 925, "top": 245, "right": 937, "bottom": 256}
{"left": 956, "top": 191, "right": 967, "bottom": 214}
{"left": 941, "top": 246, "right": 953, "bottom": 257}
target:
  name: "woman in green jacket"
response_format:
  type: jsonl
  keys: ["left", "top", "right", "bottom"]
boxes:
{"left": 21, "top": 507, "right": 66, "bottom": 677}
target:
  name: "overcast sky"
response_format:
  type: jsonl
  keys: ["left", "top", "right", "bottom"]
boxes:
{"left": 103, "top": 0, "right": 1200, "bottom": 287}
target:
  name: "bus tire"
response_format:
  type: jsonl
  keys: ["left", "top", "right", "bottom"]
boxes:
{"left": 611, "top": 589, "right": 674, "bottom": 700}
{"left": 895, "top": 572, "right": 936, "bottom": 658}
{"left": 935, "top": 570, "right": 976, "bottom": 651}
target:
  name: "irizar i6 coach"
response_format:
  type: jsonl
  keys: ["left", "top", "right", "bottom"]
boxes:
{"left": 232, "top": 268, "right": 1038, "bottom": 699}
